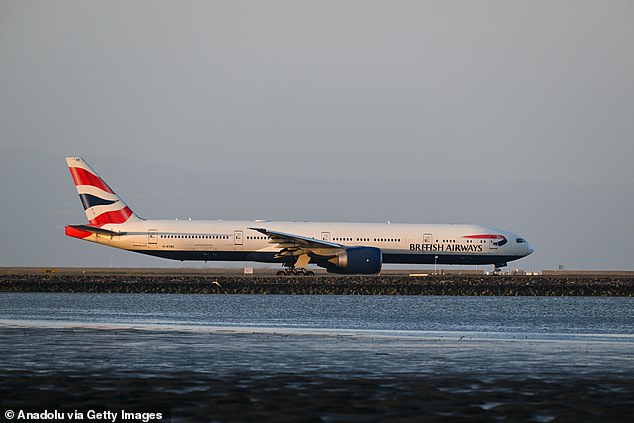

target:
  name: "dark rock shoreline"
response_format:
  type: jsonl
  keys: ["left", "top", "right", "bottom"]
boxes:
{"left": 1, "top": 274, "right": 633, "bottom": 296}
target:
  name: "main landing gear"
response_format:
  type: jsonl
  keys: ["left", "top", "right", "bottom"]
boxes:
{"left": 276, "top": 254, "right": 315, "bottom": 276}
{"left": 276, "top": 267, "right": 315, "bottom": 276}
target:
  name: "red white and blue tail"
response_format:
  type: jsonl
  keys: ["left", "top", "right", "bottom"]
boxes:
{"left": 66, "top": 157, "right": 140, "bottom": 226}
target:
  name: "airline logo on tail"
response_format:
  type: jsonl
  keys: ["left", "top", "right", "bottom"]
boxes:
{"left": 66, "top": 157, "right": 138, "bottom": 227}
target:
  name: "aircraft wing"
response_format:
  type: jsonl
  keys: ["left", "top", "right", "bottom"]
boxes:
{"left": 248, "top": 227, "right": 342, "bottom": 258}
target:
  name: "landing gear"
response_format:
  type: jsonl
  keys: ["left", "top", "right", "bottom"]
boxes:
{"left": 276, "top": 265, "right": 315, "bottom": 276}
{"left": 276, "top": 253, "right": 315, "bottom": 276}
{"left": 493, "top": 263, "right": 507, "bottom": 275}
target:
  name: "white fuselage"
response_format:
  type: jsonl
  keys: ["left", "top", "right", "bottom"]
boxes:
{"left": 76, "top": 219, "right": 533, "bottom": 267}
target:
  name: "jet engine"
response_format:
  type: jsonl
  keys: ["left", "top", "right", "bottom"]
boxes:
{"left": 324, "top": 246, "right": 382, "bottom": 274}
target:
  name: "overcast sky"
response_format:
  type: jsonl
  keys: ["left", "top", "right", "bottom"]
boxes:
{"left": 1, "top": 1, "right": 633, "bottom": 271}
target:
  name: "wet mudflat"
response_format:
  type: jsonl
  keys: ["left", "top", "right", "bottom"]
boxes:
{"left": 0, "top": 327, "right": 634, "bottom": 422}
{"left": 3, "top": 366, "right": 633, "bottom": 422}
{"left": 1, "top": 325, "right": 633, "bottom": 422}
{"left": 1, "top": 293, "right": 633, "bottom": 422}
{"left": 2, "top": 273, "right": 634, "bottom": 295}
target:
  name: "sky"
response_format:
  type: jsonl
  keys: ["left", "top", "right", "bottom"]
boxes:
{"left": 1, "top": 1, "right": 633, "bottom": 271}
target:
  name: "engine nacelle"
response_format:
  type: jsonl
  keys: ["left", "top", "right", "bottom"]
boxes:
{"left": 325, "top": 246, "right": 382, "bottom": 274}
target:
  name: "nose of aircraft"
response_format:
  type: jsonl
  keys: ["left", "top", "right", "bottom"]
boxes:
{"left": 526, "top": 242, "right": 534, "bottom": 256}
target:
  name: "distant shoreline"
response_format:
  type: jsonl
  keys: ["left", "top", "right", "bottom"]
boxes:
{"left": 1, "top": 272, "right": 632, "bottom": 296}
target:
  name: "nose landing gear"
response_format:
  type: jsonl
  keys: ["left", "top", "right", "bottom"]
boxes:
{"left": 493, "top": 262, "right": 507, "bottom": 275}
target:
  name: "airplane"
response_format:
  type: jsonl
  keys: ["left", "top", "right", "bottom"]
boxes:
{"left": 65, "top": 157, "right": 533, "bottom": 275}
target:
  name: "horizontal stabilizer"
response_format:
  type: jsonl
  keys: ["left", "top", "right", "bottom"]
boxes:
{"left": 65, "top": 224, "right": 126, "bottom": 238}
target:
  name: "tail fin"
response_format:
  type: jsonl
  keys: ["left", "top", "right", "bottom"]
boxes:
{"left": 66, "top": 157, "right": 140, "bottom": 226}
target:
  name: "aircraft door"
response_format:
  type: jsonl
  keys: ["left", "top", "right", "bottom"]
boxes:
{"left": 234, "top": 230, "right": 243, "bottom": 246}
{"left": 321, "top": 232, "right": 331, "bottom": 242}
{"left": 489, "top": 238, "right": 498, "bottom": 250}
{"left": 148, "top": 229, "right": 158, "bottom": 248}
{"left": 423, "top": 233, "right": 433, "bottom": 244}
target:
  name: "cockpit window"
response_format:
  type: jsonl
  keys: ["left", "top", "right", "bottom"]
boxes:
{"left": 516, "top": 238, "right": 526, "bottom": 243}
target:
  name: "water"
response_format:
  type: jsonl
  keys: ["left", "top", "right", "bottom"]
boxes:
{"left": 1, "top": 293, "right": 633, "bottom": 375}
{"left": 1, "top": 293, "right": 634, "bottom": 421}
{"left": 3, "top": 293, "right": 634, "bottom": 339}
